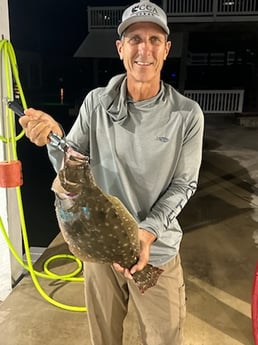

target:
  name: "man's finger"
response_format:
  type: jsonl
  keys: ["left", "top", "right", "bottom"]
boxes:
{"left": 124, "top": 268, "right": 133, "bottom": 280}
{"left": 113, "top": 262, "right": 124, "bottom": 272}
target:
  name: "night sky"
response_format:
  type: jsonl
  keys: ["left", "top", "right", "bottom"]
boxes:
{"left": 8, "top": 0, "right": 132, "bottom": 56}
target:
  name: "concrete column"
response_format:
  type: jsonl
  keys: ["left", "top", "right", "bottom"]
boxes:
{"left": 0, "top": 0, "right": 23, "bottom": 301}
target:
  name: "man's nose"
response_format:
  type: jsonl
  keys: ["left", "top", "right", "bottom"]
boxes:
{"left": 138, "top": 40, "right": 152, "bottom": 55}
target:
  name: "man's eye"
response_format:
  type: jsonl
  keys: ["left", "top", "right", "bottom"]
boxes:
{"left": 129, "top": 36, "right": 141, "bottom": 44}
{"left": 150, "top": 37, "right": 162, "bottom": 44}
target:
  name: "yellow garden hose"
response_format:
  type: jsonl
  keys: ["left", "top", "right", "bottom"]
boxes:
{"left": 0, "top": 39, "right": 86, "bottom": 312}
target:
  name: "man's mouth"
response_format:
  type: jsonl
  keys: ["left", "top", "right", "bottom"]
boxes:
{"left": 135, "top": 61, "right": 153, "bottom": 66}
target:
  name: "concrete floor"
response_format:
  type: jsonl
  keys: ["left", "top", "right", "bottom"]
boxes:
{"left": 0, "top": 116, "right": 258, "bottom": 345}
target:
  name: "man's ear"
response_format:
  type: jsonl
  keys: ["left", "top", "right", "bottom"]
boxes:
{"left": 164, "top": 41, "right": 172, "bottom": 60}
{"left": 116, "top": 40, "right": 123, "bottom": 60}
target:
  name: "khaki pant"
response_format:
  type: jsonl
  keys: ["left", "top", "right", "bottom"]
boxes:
{"left": 84, "top": 255, "right": 186, "bottom": 345}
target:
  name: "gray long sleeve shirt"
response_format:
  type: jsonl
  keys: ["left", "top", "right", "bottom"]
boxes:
{"left": 48, "top": 74, "right": 204, "bottom": 266}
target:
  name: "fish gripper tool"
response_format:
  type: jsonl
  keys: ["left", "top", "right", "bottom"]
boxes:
{"left": 7, "top": 100, "right": 70, "bottom": 152}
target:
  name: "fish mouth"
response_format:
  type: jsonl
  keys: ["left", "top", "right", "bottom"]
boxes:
{"left": 59, "top": 156, "right": 88, "bottom": 193}
{"left": 65, "top": 155, "right": 88, "bottom": 167}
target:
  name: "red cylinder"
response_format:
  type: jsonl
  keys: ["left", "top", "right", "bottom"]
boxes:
{"left": 0, "top": 160, "right": 23, "bottom": 188}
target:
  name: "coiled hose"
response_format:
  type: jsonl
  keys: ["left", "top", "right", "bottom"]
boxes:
{"left": 0, "top": 39, "right": 86, "bottom": 312}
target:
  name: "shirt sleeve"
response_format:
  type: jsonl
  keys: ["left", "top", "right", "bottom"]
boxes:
{"left": 138, "top": 103, "right": 204, "bottom": 238}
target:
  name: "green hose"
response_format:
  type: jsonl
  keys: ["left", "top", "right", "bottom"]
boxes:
{"left": 0, "top": 39, "right": 86, "bottom": 312}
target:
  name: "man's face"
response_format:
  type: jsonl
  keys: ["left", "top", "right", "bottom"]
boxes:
{"left": 116, "top": 22, "right": 171, "bottom": 85}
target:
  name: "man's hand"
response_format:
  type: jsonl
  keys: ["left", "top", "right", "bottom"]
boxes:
{"left": 19, "top": 108, "right": 63, "bottom": 146}
{"left": 113, "top": 228, "right": 156, "bottom": 279}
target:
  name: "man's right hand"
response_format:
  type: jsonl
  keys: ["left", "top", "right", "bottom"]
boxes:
{"left": 19, "top": 108, "right": 63, "bottom": 146}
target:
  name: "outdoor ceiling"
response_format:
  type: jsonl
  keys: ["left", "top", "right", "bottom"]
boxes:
{"left": 74, "top": 30, "right": 184, "bottom": 58}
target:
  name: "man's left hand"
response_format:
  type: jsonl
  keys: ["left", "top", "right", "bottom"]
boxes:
{"left": 113, "top": 228, "right": 156, "bottom": 279}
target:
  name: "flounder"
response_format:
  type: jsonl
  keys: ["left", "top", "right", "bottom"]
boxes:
{"left": 51, "top": 149, "right": 163, "bottom": 293}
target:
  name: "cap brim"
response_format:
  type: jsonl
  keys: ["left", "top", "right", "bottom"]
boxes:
{"left": 117, "top": 16, "right": 170, "bottom": 36}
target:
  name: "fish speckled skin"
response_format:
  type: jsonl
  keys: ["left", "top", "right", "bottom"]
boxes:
{"left": 51, "top": 149, "right": 163, "bottom": 293}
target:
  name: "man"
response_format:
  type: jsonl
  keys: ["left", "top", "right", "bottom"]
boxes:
{"left": 19, "top": 1, "right": 204, "bottom": 344}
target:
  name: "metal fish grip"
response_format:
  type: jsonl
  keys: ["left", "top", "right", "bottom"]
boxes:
{"left": 7, "top": 100, "right": 70, "bottom": 152}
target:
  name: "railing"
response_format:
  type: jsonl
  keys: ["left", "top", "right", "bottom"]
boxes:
{"left": 217, "top": 0, "right": 258, "bottom": 14}
{"left": 87, "top": 1, "right": 258, "bottom": 30}
{"left": 88, "top": 6, "right": 124, "bottom": 30}
{"left": 187, "top": 51, "right": 238, "bottom": 66}
{"left": 165, "top": 0, "right": 258, "bottom": 17}
{"left": 166, "top": 0, "right": 213, "bottom": 15}
{"left": 184, "top": 90, "right": 245, "bottom": 114}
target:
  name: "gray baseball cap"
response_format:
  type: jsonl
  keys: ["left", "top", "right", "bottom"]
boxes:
{"left": 117, "top": 0, "right": 170, "bottom": 36}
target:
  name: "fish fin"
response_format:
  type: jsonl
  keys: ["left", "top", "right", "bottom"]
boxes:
{"left": 133, "top": 264, "right": 164, "bottom": 293}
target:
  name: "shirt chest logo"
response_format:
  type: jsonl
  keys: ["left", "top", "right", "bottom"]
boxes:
{"left": 156, "top": 136, "right": 169, "bottom": 143}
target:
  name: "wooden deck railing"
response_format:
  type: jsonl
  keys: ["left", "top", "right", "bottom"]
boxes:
{"left": 184, "top": 89, "right": 245, "bottom": 114}
{"left": 165, "top": 0, "right": 258, "bottom": 17}
{"left": 88, "top": 1, "right": 258, "bottom": 29}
